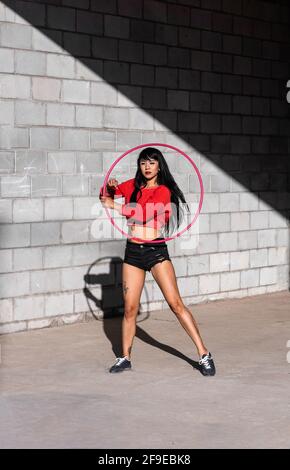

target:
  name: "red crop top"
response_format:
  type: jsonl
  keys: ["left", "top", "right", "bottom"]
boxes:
{"left": 105, "top": 178, "right": 172, "bottom": 230}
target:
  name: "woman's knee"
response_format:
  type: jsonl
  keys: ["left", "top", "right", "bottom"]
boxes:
{"left": 168, "top": 298, "right": 184, "bottom": 316}
{"left": 124, "top": 304, "right": 139, "bottom": 320}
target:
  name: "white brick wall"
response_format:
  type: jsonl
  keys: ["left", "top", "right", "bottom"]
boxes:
{"left": 0, "top": 1, "right": 289, "bottom": 333}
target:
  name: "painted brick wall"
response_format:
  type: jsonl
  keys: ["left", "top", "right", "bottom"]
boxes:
{"left": 0, "top": 0, "right": 289, "bottom": 333}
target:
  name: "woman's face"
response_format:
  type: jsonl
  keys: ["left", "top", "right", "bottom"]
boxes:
{"left": 139, "top": 158, "right": 159, "bottom": 180}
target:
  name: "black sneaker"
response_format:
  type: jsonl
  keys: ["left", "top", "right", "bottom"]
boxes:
{"left": 199, "top": 352, "right": 216, "bottom": 376}
{"left": 109, "top": 357, "right": 132, "bottom": 373}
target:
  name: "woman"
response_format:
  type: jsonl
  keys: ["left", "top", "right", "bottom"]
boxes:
{"left": 99, "top": 147, "right": 215, "bottom": 376}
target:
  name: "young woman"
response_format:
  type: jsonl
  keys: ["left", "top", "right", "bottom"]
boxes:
{"left": 99, "top": 147, "right": 215, "bottom": 376}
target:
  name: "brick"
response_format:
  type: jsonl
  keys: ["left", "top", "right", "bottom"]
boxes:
{"left": 231, "top": 212, "right": 250, "bottom": 231}
{"left": 179, "top": 70, "right": 200, "bottom": 90}
{"left": 47, "top": 152, "right": 75, "bottom": 174}
{"left": 0, "top": 249, "right": 12, "bottom": 273}
{"left": 0, "top": 151, "right": 14, "bottom": 174}
{"left": 168, "top": 4, "right": 190, "bottom": 26}
{"left": 178, "top": 276, "right": 198, "bottom": 297}
{"left": 249, "top": 248, "right": 268, "bottom": 268}
{"left": 104, "top": 107, "right": 129, "bottom": 129}
{"left": 177, "top": 112, "right": 198, "bottom": 132}
{"left": 62, "top": 175, "right": 89, "bottom": 196}
{"left": 63, "top": 32, "right": 90, "bottom": 57}
{"left": 168, "top": 90, "right": 189, "bottom": 111}
{"left": 250, "top": 211, "right": 269, "bottom": 229}
{"left": 268, "top": 247, "right": 288, "bottom": 266}
{"left": 105, "top": 15, "right": 129, "bottom": 39}
{"left": 91, "top": 82, "right": 118, "bottom": 106}
{"left": 117, "top": 85, "right": 142, "bottom": 107}
{"left": 120, "top": 40, "right": 143, "bottom": 63}
{"left": 197, "top": 233, "right": 218, "bottom": 254}
{"left": 129, "top": 109, "right": 154, "bottom": 130}
{"left": 0, "top": 48, "right": 14, "bottom": 73}
{"left": 168, "top": 47, "right": 190, "bottom": 68}
{"left": 155, "top": 24, "right": 178, "bottom": 46}
{"left": 0, "top": 272, "right": 30, "bottom": 298}
{"left": 260, "top": 267, "right": 277, "bottom": 285}
{"left": 74, "top": 197, "right": 99, "bottom": 220}
{"left": 61, "top": 266, "right": 89, "bottom": 290}
{"left": 143, "top": 88, "right": 166, "bottom": 109}
{"left": 131, "top": 64, "right": 154, "bottom": 86}
{"left": 199, "top": 273, "right": 220, "bottom": 294}
{"left": 213, "top": 53, "right": 232, "bottom": 73}
{"left": 76, "top": 10, "right": 103, "bottom": 34}
{"left": 62, "top": 80, "right": 90, "bottom": 104}
{"left": 201, "top": 72, "right": 221, "bottom": 92}
{"left": 16, "top": 99, "right": 45, "bottom": 126}
{"left": 91, "top": 0, "right": 117, "bottom": 14}
{"left": 201, "top": 114, "right": 221, "bottom": 133}
{"left": 187, "top": 254, "right": 209, "bottom": 275}
{"left": 47, "top": 54, "right": 75, "bottom": 78}
{"left": 14, "top": 247, "right": 43, "bottom": 271}
{"left": 91, "top": 131, "right": 115, "bottom": 150}
{"left": 241, "top": 269, "right": 259, "bottom": 288}
{"left": 238, "top": 231, "right": 257, "bottom": 250}
{"left": 44, "top": 198, "right": 73, "bottom": 221}
{"left": 210, "top": 213, "right": 230, "bottom": 232}
{"left": 212, "top": 94, "right": 231, "bottom": 113}
{"left": 32, "top": 77, "right": 61, "bottom": 101}
{"left": 223, "top": 34, "right": 242, "bottom": 54}
{"left": 1, "top": 176, "right": 30, "bottom": 197}
{"left": 212, "top": 12, "right": 232, "bottom": 33}
{"left": 44, "top": 245, "right": 73, "bottom": 268}
{"left": 31, "top": 128, "right": 60, "bottom": 150}
{"left": 0, "top": 23, "right": 31, "bottom": 49}
{"left": 219, "top": 193, "right": 239, "bottom": 212}
{"left": 13, "top": 198, "right": 43, "bottom": 223}
{"left": 210, "top": 252, "right": 230, "bottom": 272}
{"left": 0, "top": 74, "right": 30, "bottom": 99}
{"left": 32, "top": 28, "right": 63, "bottom": 53}
{"left": 118, "top": 0, "right": 142, "bottom": 18}
{"left": 45, "top": 292, "right": 74, "bottom": 317}
{"left": 144, "top": 0, "right": 167, "bottom": 23}
{"left": 31, "top": 222, "right": 60, "bottom": 246}
{"left": 155, "top": 67, "right": 178, "bottom": 88}
{"left": 75, "top": 59, "right": 103, "bottom": 81}
{"left": 230, "top": 251, "right": 249, "bottom": 270}
{"left": 31, "top": 175, "right": 61, "bottom": 197}
{"left": 0, "top": 299, "right": 13, "bottom": 323}
{"left": 15, "top": 50, "right": 46, "bottom": 76}
{"left": 31, "top": 269, "right": 61, "bottom": 294}
{"left": 211, "top": 174, "right": 230, "bottom": 192}
{"left": 218, "top": 232, "right": 238, "bottom": 251}
{"left": 104, "top": 61, "right": 129, "bottom": 84}
{"left": 191, "top": 8, "right": 211, "bottom": 29}
{"left": 14, "top": 295, "right": 45, "bottom": 321}
{"left": 202, "top": 31, "right": 222, "bottom": 51}
{"left": 76, "top": 152, "right": 102, "bottom": 174}
{"left": 47, "top": 104, "right": 75, "bottom": 127}
{"left": 257, "top": 229, "right": 276, "bottom": 248}
{"left": 220, "top": 272, "right": 240, "bottom": 291}
{"left": 61, "top": 129, "right": 90, "bottom": 151}
{"left": 116, "top": 131, "right": 141, "bottom": 152}
{"left": 61, "top": 221, "right": 90, "bottom": 243}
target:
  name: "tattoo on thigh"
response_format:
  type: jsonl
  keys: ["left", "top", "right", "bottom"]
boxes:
{"left": 123, "top": 281, "right": 129, "bottom": 296}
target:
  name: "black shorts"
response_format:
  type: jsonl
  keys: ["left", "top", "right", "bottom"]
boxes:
{"left": 124, "top": 238, "right": 171, "bottom": 272}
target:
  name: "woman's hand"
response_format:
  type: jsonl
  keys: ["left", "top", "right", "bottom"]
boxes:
{"left": 100, "top": 195, "right": 115, "bottom": 209}
{"left": 106, "top": 178, "right": 118, "bottom": 191}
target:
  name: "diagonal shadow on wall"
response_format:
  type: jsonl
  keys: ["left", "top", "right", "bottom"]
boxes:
{"left": 1, "top": 0, "right": 290, "bottom": 289}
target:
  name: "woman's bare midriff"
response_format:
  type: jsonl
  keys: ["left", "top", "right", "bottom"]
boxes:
{"left": 128, "top": 224, "right": 161, "bottom": 243}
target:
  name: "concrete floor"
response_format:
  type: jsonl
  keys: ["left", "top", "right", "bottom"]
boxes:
{"left": 0, "top": 291, "right": 290, "bottom": 449}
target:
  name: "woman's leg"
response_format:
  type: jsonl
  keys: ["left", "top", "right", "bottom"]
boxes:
{"left": 150, "top": 260, "right": 208, "bottom": 357}
{"left": 122, "top": 262, "right": 146, "bottom": 359}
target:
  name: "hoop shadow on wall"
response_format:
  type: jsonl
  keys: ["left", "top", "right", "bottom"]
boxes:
{"left": 83, "top": 256, "right": 200, "bottom": 370}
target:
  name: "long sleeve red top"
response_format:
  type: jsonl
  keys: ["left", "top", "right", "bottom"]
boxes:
{"left": 104, "top": 178, "right": 172, "bottom": 230}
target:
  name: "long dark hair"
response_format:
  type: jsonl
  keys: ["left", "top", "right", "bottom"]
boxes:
{"left": 130, "top": 147, "right": 189, "bottom": 237}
